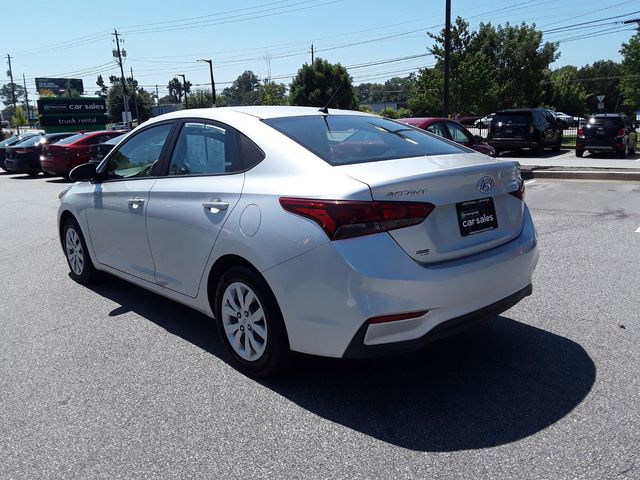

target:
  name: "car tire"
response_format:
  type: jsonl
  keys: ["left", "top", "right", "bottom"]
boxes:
{"left": 576, "top": 150, "right": 584, "bottom": 157}
{"left": 214, "top": 266, "right": 288, "bottom": 377}
{"left": 553, "top": 136, "right": 562, "bottom": 152}
{"left": 62, "top": 217, "right": 97, "bottom": 285}
{"left": 493, "top": 148, "right": 500, "bottom": 157}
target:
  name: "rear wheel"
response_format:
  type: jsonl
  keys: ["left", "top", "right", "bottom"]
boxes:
{"left": 62, "top": 218, "right": 97, "bottom": 284}
{"left": 214, "top": 266, "right": 288, "bottom": 377}
{"left": 536, "top": 138, "right": 545, "bottom": 156}
{"left": 575, "top": 150, "right": 584, "bottom": 157}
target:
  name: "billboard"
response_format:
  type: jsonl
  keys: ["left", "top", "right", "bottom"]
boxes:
{"left": 35, "top": 78, "right": 84, "bottom": 95}
{"left": 37, "top": 97, "right": 107, "bottom": 132}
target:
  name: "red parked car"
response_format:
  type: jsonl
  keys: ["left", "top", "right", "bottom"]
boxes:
{"left": 41, "top": 130, "right": 125, "bottom": 178}
{"left": 397, "top": 117, "right": 496, "bottom": 157}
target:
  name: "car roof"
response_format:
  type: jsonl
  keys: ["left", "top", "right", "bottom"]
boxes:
{"left": 141, "top": 106, "right": 373, "bottom": 127}
{"left": 396, "top": 117, "right": 449, "bottom": 128}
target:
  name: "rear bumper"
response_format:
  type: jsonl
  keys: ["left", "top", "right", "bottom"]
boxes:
{"left": 263, "top": 205, "right": 539, "bottom": 358}
{"left": 5, "top": 156, "right": 40, "bottom": 173}
{"left": 577, "top": 138, "right": 624, "bottom": 151}
{"left": 41, "top": 158, "right": 73, "bottom": 176}
{"left": 343, "top": 284, "right": 532, "bottom": 358}
{"left": 488, "top": 138, "right": 537, "bottom": 150}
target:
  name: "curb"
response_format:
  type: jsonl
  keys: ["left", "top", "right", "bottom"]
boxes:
{"left": 521, "top": 167, "right": 640, "bottom": 182}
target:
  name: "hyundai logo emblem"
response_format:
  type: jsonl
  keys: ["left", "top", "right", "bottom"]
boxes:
{"left": 477, "top": 175, "right": 495, "bottom": 193}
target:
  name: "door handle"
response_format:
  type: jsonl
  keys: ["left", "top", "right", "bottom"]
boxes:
{"left": 202, "top": 200, "right": 229, "bottom": 213}
{"left": 128, "top": 197, "right": 145, "bottom": 209}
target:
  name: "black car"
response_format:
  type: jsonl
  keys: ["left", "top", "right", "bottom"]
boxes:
{"left": 89, "top": 134, "right": 126, "bottom": 165}
{"left": 576, "top": 114, "right": 637, "bottom": 158}
{"left": 0, "top": 133, "right": 42, "bottom": 171}
{"left": 5, "top": 133, "right": 76, "bottom": 176}
{"left": 486, "top": 108, "right": 562, "bottom": 156}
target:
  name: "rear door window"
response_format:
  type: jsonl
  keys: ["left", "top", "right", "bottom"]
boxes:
{"left": 589, "top": 117, "right": 623, "bottom": 127}
{"left": 425, "top": 122, "right": 449, "bottom": 139}
{"left": 445, "top": 122, "right": 472, "bottom": 144}
{"left": 263, "top": 115, "right": 464, "bottom": 165}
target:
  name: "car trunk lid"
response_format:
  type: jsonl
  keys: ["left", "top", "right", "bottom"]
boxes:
{"left": 335, "top": 154, "right": 525, "bottom": 263}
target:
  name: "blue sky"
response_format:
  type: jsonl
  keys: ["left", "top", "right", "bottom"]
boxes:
{"left": 4, "top": 0, "right": 639, "bottom": 99}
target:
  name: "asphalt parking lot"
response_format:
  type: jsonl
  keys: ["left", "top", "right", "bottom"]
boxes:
{"left": 1, "top": 172, "right": 639, "bottom": 479}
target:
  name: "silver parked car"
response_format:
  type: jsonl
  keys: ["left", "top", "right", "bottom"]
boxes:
{"left": 58, "top": 106, "right": 539, "bottom": 376}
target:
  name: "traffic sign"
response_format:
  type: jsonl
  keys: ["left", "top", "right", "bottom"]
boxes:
{"left": 597, "top": 95, "right": 605, "bottom": 103}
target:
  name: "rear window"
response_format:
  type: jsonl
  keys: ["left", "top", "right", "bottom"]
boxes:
{"left": 588, "top": 117, "right": 623, "bottom": 126}
{"left": 14, "top": 135, "right": 43, "bottom": 147}
{"left": 56, "top": 133, "right": 87, "bottom": 145}
{"left": 492, "top": 112, "right": 532, "bottom": 124}
{"left": 263, "top": 115, "right": 464, "bottom": 165}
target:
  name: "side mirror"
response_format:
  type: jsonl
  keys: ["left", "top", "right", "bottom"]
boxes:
{"left": 472, "top": 135, "right": 483, "bottom": 144}
{"left": 69, "top": 162, "right": 99, "bottom": 182}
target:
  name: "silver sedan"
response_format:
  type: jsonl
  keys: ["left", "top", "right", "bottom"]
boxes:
{"left": 58, "top": 106, "right": 538, "bottom": 376}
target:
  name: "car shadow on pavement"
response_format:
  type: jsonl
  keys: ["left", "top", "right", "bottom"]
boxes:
{"left": 88, "top": 274, "right": 595, "bottom": 453}
{"left": 497, "top": 149, "right": 570, "bottom": 159}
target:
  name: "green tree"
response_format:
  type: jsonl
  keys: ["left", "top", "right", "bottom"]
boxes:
{"left": 290, "top": 58, "right": 355, "bottom": 109}
{"left": 620, "top": 31, "right": 640, "bottom": 110}
{"left": 408, "top": 67, "right": 443, "bottom": 115}
{"left": 546, "top": 65, "right": 588, "bottom": 115}
{"left": 167, "top": 77, "right": 191, "bottom": 102}
{"left": 577, "top": 60, "right": 623, "bottom": 112}
{"left": 187, "top": 89, "right": 214, "bottom": 108}
{"left": 106, "top": 76, "right": 154, "bottom": 122}
{"left": 0, "top": 83, "right": 24, "bottom": 109}
{"left": 259, "top": 81, "right": 287, "bottom": 105}
{"left": 378, "top": 107, "right": 398, "bottom": 118}
{"left": 222, "top": 71, "right": 261, "bottom": 105}
{"left": 12, "top": 105, "right": 28, "bottom": 127}
{"left": 95, "top": 75, "right": 109, "bottom": 98}
{"left": 158, "top": 94, "right": 179, "bottom": 105}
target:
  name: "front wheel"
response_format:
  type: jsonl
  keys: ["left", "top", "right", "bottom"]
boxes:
{"left": 62, "top": 218, "right": 97, "bottom": 284}
{"left": 214, "top": 266, "right": 288, "bottom": 377}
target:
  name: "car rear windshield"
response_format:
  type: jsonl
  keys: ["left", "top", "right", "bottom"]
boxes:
{"left": 56, "top": 133, "right": 87, "bottom": 145}
{"left": 262, "top": 115, "right": 465, "bottom": 165}
{"left": 14, "top": 135, "right": 44, "bottom": 147}
{"left": 588, "top": 117, "right": 623, "bottom": 126}
{"left": 492, "top": 112, "right": 532, "bottom": 124}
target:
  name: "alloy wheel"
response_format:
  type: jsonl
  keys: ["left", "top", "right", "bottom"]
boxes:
{"left": 65, "top": 227, "right": 85, "bottom": 276}
{"left": 221, "top": 282, "right": 268, "bottom": 362}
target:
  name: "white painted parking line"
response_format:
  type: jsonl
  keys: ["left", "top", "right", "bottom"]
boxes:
{"left": 525, "top": 180, "right": 536, "bottom": 185}
{"left": 636, "top": 226, "right": 640, "bottom": 233}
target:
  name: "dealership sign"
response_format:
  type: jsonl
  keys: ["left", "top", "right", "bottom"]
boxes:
{"left": 37, "top": 97, "right": 107, "bottom": 132}
{"left": 37, "top": 98, "right": 106, "bottom": 115}
{"left": 35, "top": 78, "right": 84, "bottom": 95}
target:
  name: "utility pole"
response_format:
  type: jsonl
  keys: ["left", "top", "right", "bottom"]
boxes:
{"left": 310, "top": 43, "right": 314, "bottom": 64}
{"left": 155, "top": 85, "right": 159, "bottom": 105}
{"left": 6, "top": 54, "right": 18, "bottom": 132}
{"left": 197, "top": 59, "right": 216, "bottom": 107}
{"left": 22, "top": 74, "right": 31, "bottom": 127}
{"left": 178, "top": 74, "right": 188, "bottom": 108}
{"left": 130, "top": 67, "right": 140, "bottom": 123}
{"left": 443, "top": 0, "right": 451, "bottom": 118}
{"left": 112, "top": 29, "right": 131, "bottom": 128}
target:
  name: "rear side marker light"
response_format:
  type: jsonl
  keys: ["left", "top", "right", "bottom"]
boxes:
{"left": 368, "top": 310, "right": 429, "bottom": 324}
{"left": 617, "top": 128, "right": 625, "bottom": 137}
{"left": 279, "top": 198, "right": 435, "bottom": 240}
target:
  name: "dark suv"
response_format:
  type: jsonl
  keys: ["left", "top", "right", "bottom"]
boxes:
{"left": 487, "top": 108, "right": 562, "bottom": 156}
{"left": 576, "top": 114, "right": 637, "bottom": 158}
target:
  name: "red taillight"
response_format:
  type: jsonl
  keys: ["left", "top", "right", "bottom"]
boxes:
{"left": 509, "top": 180, "right": 525, "bottom": 201}
{"left": 617, "top": 128, "right": 625, "bottom": 137}
{"left": 577, "top": 127, "right": 584, "bottom": 137}
{"left": 279, "top": 198, "right": 435, "bottom": 240}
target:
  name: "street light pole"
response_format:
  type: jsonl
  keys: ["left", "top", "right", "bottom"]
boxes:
{"left": 197, "top": 59, "right": 216, "bottom": 107}
{"left": 178, "top": 74, "right": 188, "bottom": 109}
{"left": 443, "top": 0, "right": 451, "bottom": 118}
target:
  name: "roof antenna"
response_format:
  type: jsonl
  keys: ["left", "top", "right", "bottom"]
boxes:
{"left": 318, "top": 85, "right": 342, "bottom": 114}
